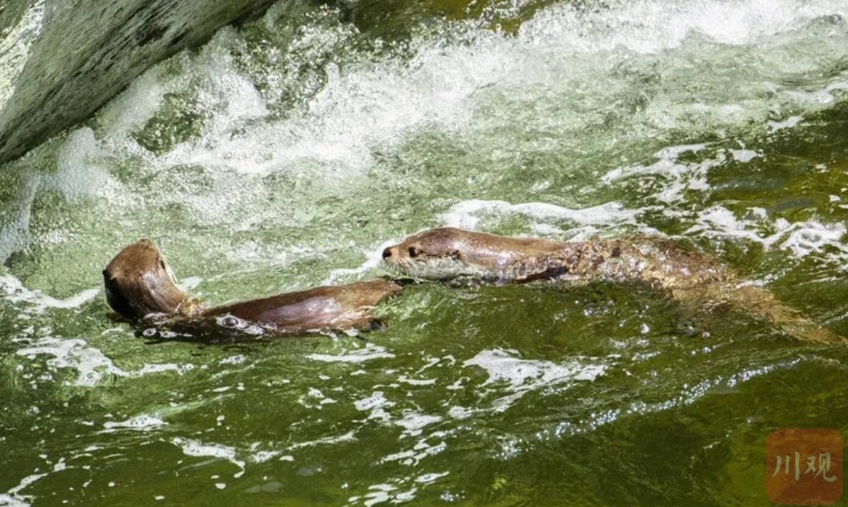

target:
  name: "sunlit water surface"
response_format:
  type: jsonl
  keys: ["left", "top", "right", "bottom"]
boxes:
{"left": 2, "top": 0, "right": 848, "bottom": 505}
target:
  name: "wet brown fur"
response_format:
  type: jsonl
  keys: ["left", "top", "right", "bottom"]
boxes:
{"left": 383, "top": 227, "right": 844, "bottom": 344}
{"left": 104, "top": 240, "right": 402, "bottom": 337}
{"left": 103, "top": 239, "right": 202, "bottom": 321}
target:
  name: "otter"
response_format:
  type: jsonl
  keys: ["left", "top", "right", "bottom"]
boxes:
{"left": 103, "top": 239, "right": 203, "bottom": 321}
{"left": 383, "top": 227, "right": 843, "bottom": 344}
{"left": 382, "top": 228, "right": 567, "bottom": 281}
{"left": 382, "top": 228, "right": 728, "bottom": 289}
{"left": 104, "top": 239, "right": 403, "bottom": 339}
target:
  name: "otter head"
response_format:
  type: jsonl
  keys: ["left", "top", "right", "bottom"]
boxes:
{"left": 102, "top": 239, "right": 198, "bottom": 321}
{"left": 381, "top": 227, "right": 519, "bottom": 280}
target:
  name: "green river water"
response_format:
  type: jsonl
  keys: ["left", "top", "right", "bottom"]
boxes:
{"left": 2, "top": 0, "right": 848, "bottom": 505}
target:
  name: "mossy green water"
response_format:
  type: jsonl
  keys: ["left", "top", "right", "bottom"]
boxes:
{"left": 2, "top": 0, "right": 848, "bottom": 505}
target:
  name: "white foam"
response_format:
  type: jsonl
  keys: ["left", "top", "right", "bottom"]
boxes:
{"left": 298, "top": 387, "right": 337, "bottom": 408}
{"left": 172, "top": 437, "right": 245, "bottom": 475}
{"left": 94, "top": 0, "right": 848, "bottom": 183}
{"left": 398, "top": 375, "right": 436, "bottom": 386}
{"left": 730, "top": 149, "right": 760, "bottom": 163}
{"left": 0, "top": 494, "right": 31, "bottom": 507}
{"left": 286, "top": 431, "right": 357, "bottom": 450}
{"left": 415, "top": 472, "right": 449, "bottom": 484}
{"left": 102, "top": 16, "right": 497, "bottom": 178}
{"left": 464, "top": 349, "right": 607, "bottom": 412}
{"left": 307, "top": 343, "right": 395, "bottom": 363}
{"left": 782, "top": 222, "right": 848, "bottom": 258}
{"left": 47, "top": 128, "right": 112, "bottom": 200}
{"left": 394, "top": 412, "right": 442, "bottom": 437}
{"left": 16, "top": 337, "right": 192, "bottom": 387}
{"left": 102, "top": 414, "right": 167, "bottom": 432}
{"left": 97, "top": 67, "right": 170, "bottom": 142}
{"left": 687, "top": 205, "right": 848, "bottom": 265}
{"left": 440, "top": 199, "right": 639, "bottom": 231}
{"left": 322, "top": 239, "right": 396, "bottom": 284}
{"left": 768, "top": 115, "right": 804, "bottom": 132}
{"left": 602, "top": 144, "right": 724, "bottom": 204}
{"left": 0, "top": 457, "right": 69, "bottom": 507}
{"left": 13, "top": 0, "right": 838, "bottom": 283}
{"left": 0, "top": 273, "right": 99, "bottom": 312}
{"left": 522, "top": 0, "right": 848, "bottom": 54}
{"left": 346, "top": 481, "right": 422, "bottom": 507}
{"left": 17, "top": 338, "right": 125, "bottom": 387}
{"left": 0, "top": 176, "right": 39, "bottom": 265}
{"left": 354, "top": 391, "right": 393, "bottom": 412}
{"left": 156, "top": 43, "right": 272, "bottom": 172}
{"left": 0, "top": 471, "right": 45, "bottom": 507}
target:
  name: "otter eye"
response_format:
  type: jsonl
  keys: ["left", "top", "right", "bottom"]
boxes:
{"left": 408, "top": 246, "right": 421, "bottom": 258}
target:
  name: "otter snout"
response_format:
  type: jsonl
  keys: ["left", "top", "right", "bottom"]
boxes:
{"left": 382, "top": 246, "right": 397, "bottom": 260}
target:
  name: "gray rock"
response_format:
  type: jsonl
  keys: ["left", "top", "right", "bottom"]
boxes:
{"left": 0, "top": 0, "right": 277, "bottom": 164}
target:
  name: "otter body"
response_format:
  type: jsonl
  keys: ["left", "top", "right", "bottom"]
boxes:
{"left": 203, "top": 279, "right": 402, "bottom": 334}
{"left": 103, "top": 240, "right": 402, "bottom": 338}
{"left": 382, "top": 227, "right": 725, "bottom": 289}
{"left": 382, "top": 227, "right": 565, "bottom": 280}
{"left": 383, "top": 227, "right": 842, "bottom": 344}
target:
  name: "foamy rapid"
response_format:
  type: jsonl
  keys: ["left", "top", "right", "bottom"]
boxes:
{"left": 3, "top": 0, "right": 848, "bottom": 502}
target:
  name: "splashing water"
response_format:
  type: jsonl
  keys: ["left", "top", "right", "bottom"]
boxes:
{"left": 2, "top": 0, "right": 848, "bottom": 505}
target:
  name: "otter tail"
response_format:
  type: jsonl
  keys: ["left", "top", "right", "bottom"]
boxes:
{"left": 733, "top": 284, "right": 846, "bottom": 344}
{"left": 674, "top": 283, "right": 846, "bottom": 344}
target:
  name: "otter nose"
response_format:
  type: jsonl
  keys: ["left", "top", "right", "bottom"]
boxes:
{"left": 382, "top": 247, "right": 394, "bottom": 259}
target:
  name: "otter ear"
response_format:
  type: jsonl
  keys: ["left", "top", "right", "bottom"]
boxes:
{"left": 448, "top": 250, "right": 461, "bottom": 260}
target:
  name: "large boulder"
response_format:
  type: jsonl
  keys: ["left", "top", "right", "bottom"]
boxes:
{"left": 0, "top": 0, "right": 277, "bottom": 164}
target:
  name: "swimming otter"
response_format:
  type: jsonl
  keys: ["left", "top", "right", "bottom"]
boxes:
{"left": 382, "top": 228, "right": 730, "bottom": 289}
{"left": 382, "top": 228, "right": 567, "bottom": 281}
{"left": 383, "top": 227, "right": 843, "bottom": 344}
{"left": 104, "top": 239, "right": 403, "bottom": 339}
{"left": 103, "top": 239, "right": 203, "bottom": 321}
